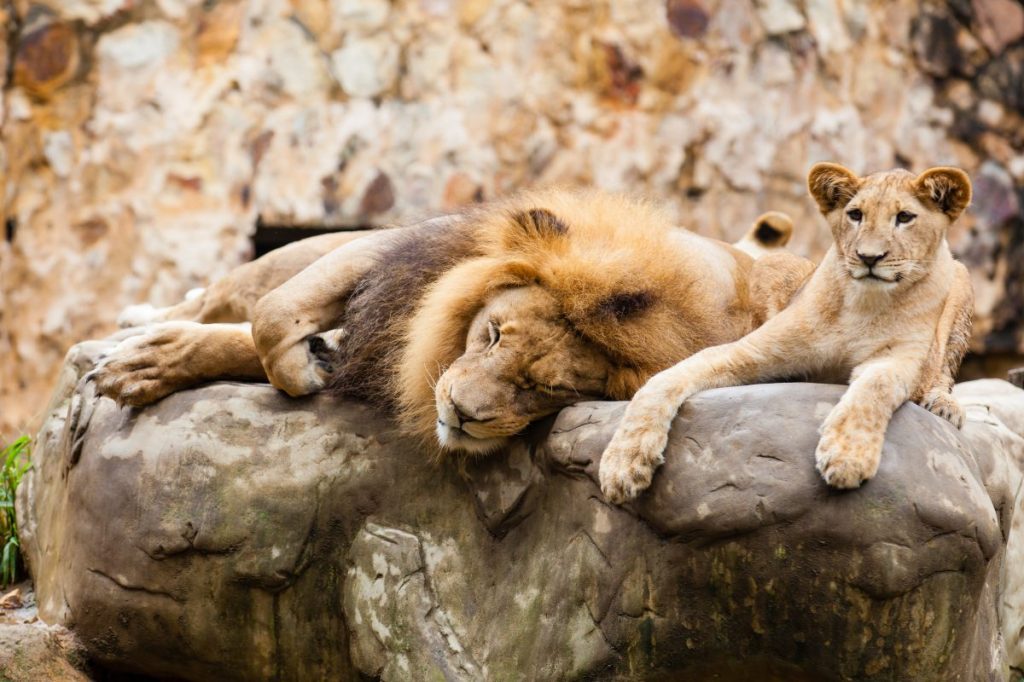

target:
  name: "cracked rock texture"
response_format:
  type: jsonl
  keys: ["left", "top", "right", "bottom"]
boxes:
{"left": 2, "top": 0, "right": 1024, "bottom": 439}
{"left": 16, "top": 340, "right": 1024, "bottom": 680}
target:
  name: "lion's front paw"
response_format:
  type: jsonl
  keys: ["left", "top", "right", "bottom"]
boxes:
{"left": 814, "top": 429, "right": 881, "bottom": 489}
{"left": 598, "top": 425, "right": 668, "bottom": 505}
{"left": 920, "top": 390, "right": 965, "bottom": 429}
{"left": 90, "top": 322, "right": 200, "bottom": 406}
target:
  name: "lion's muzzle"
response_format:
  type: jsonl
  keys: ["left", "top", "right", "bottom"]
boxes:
{"left": 434, "top": 392, "right": 510, "bottom": 455}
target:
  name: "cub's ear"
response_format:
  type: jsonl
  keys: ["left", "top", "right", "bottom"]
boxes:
{"left": 807, "top": 163, "right": 861, "bottom": 214}
{"left": 914, "top": 167, "right": 972, "bottom": 222}
{"left": 510, "top": 208, "right": 568, "bottom": 239}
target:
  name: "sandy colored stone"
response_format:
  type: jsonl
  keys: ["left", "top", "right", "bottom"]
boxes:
{"left": 15, "top": 340, "right": 1024, "bottom": 679}
{"left": 755, "top": 0, "right": 806, "bottom": 35}
{"left": 12, "top": 21, "right": 80, "bottom": 98}
{"left": 332, "top": 36, "right": 400, "bottom": 97}
{"left": 972, "top": 0, "right": 1024, "bottom": 54}
{"left": 666, "top": 0, "right": 710, "bottom": 39}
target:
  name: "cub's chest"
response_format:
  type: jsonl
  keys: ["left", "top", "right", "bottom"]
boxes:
{"left": 828, "top": 301, "right": 938, "bottom": 367}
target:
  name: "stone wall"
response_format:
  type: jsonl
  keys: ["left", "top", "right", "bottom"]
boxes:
{"left": 2, "top": 0, "right": 1023, "bottom": 438}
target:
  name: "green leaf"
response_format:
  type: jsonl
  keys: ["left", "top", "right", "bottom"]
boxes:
{"left": 0, "top": 436, "right": 30, "bottom": 586}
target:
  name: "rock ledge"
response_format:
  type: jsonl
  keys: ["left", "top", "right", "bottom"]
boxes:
{"left": 16, "top": 341, "right": 1024, "bottom": 680}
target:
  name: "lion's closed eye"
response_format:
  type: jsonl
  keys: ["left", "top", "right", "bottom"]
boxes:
{"left": 487, "top": 320, "right": 501, "bottom": 348}
{"left": 534, "top": 381, "right": 578, "bottom": 395}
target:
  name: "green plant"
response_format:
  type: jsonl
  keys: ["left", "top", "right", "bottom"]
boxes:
{"left": 1, "top": 436, "right": 30, "bottom": 587}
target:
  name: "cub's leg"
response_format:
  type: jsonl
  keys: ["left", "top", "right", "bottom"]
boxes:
{"left": 815, "top": 357, "right": 923, "bottom": 489}
{"left": 914, "top": 263, "right": 973, "bottom": 428}
{"left": 599, "top": 320, "right": 807, "bottom": 504}
{"left": 91, "top": 322, "right": 266, "bottom": 406}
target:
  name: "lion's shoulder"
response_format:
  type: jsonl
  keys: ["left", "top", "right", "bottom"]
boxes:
{"left": 748, "top": 251, "right": 817, "bottom": 325}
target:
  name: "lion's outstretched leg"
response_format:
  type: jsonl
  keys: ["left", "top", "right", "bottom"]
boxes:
{"left": 91, "top": 322, "right": 266, "bottom": 406}
{"left": 914, "top": 263, "right": 973, "bottom": 429}
{"left": 599, "top": 320, "right": 807, "bottom": 503}
{"left": 117, "top": 231, "right": 371, "bottom": 328}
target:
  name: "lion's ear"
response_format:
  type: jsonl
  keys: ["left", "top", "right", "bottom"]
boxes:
{"left": 807, "top": 163, "right": 861, "bottom": 214}
{"left": 510, "top": 208, "right": 568, "bottom": 240}
{"left": 914, "top": 167, "right": 972, "bottom": 222}
{"left": 750, "top": 211, "right": 793, "bottom": 248}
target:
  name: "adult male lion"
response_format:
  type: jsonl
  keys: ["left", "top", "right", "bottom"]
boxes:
{"left": 95, "top": 189, "right": 801, "bottom": 455}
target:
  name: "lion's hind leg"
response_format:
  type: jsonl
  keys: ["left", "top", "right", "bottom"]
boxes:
{"left": 117, "top": 288, "right": 209, "bottom": 328}
{"left": 117, "top": 231, "right": 372, "bottom": 328}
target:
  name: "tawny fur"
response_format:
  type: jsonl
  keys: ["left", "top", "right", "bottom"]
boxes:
{"left": 93, "top": 189, "right": 805, "bottom": 457}
{"left": 117, "top": 231, "right": 370, "bottom": 327}
{"left": 599, "top": 164, "right": 975, "bottom": 503}
{"left": 392, "top": 189, "right": 771, "bottom": 452}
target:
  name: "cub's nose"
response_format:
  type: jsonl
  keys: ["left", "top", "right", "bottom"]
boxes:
{"left": 857, "top": 251, "right": 887, "bottom": 267}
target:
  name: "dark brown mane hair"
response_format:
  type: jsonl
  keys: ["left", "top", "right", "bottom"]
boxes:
{"left": 327, "top": 217, "right": 480, "bottom": 410}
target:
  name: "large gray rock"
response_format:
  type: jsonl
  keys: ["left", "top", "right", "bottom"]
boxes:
{"left": 17, "top": 341, "right": 1024, "bottom": 680}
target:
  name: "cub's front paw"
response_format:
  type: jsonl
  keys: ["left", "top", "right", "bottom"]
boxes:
{"left": 920, "top": 390, "right": 965, "bottom": 429}
{"left": 814, "top": 430, "right": 881, "bottom": 489}
{"left": 598, "top": 426, "right": 668, "bottom": 505}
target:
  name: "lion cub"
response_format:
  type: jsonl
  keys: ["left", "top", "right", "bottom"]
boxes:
{"left": 600, "top": 163, "right": 974, "bottom": 503}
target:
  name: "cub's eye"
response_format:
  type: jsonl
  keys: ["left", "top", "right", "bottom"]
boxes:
{"left": 487, "top": 321, "right": 500, "bottom": 348}
{"left": 846, "top": 208, "right": 863, "bottom": 222}
{"left": 896, "top": 211, "right": 916, "bottom": 225}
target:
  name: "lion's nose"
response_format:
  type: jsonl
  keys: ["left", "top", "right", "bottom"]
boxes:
{"left": 451, "top": 400, "right": 473, "bottom": 426}
{"left": 857, "top": 251, "right": 887, "bottom": 267}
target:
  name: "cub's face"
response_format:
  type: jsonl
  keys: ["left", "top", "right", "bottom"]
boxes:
{"left": 432, "top": 286, "right": 612, "bottom": 455}
{"left": 808, "top": 163, "right": 972, "bottom": 288}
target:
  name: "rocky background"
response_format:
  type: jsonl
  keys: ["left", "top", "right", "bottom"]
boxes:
{"left": 1, "top": 0, "right": 1023, "bottom": 439}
